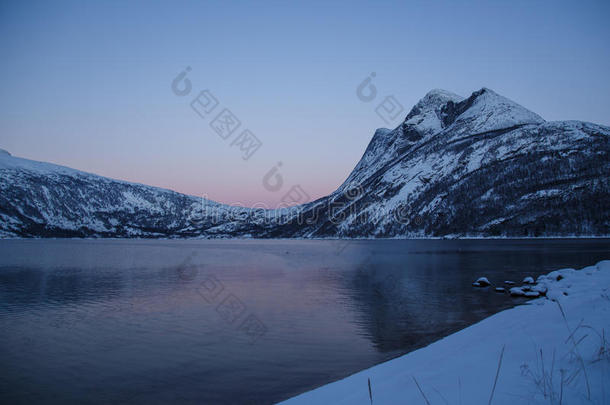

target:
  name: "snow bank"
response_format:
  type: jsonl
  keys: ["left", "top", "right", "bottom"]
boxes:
{"left": 281, "top": 260, "right": 610, "bottom": 405}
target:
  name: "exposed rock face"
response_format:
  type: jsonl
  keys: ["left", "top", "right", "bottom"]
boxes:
{"left": 1, "top": 88, "right": 609, "bottom": 238}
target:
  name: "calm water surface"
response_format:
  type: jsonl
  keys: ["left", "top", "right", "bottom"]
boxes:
{"left": 1, "top": 239, "right": 609, "bottom": 404}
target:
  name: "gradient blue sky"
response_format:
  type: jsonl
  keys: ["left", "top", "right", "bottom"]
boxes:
{"left": 1, "top": 0, "right": 609, "bottom": 207}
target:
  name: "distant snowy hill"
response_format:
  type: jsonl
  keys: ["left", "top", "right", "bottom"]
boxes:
{"left": 0, "top": 153, "right": 272, "bottom": 237}
{"left": 1, "top": 87, "right": 609, "bottom": 238}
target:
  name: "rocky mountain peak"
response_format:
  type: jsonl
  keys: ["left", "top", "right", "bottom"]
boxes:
{"left": 405, "top": 89, "right": 464, "bottom": 122}
{"left": 440, "top": 87, "right": 545, "bottom": 133}
{"left": 397, "top": 89, "right": 465, "bottom": 141}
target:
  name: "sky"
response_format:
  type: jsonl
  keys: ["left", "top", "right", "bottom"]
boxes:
{"left": 1, "top": 0, "right": 609, "bottom": 207}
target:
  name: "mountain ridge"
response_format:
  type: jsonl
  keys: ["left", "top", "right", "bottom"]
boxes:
{"left": 1, "top": 87, "right": 609, "bottom": 238}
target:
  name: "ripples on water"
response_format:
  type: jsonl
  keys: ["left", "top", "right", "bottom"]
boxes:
{"left": 1, "top": 239, "right": 608, "bottom": 404}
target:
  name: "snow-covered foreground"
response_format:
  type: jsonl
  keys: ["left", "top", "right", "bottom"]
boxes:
{"left": 281, "top": 261, "right": 610, "bottom": 405}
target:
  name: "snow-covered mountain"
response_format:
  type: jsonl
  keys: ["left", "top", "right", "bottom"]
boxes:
{"left": 0, "top": 150, "right": 273, "bottom": 238}
{"left": 268, "top": 88, "right": 610, "bottom": 238}
{"left": 1, "top": 88, "right": 608, "bottom": 238}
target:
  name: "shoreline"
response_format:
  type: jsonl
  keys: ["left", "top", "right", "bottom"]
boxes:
{"left": 1, "top": 236, "right": 609, "bottom": 241}
{"left": 280, "top": 260, "right": 610, "bottom": 404}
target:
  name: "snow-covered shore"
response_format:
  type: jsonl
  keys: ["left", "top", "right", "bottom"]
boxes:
{"left": 280, "top": 261, "right": 610, "bottom": 404}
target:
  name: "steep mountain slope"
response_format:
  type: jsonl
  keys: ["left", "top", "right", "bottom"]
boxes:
{"left": 1, "top": 88, "right": 608, "bottom": 238}
{"left": 271, "top": 88, "right": 609, "bottom": 237}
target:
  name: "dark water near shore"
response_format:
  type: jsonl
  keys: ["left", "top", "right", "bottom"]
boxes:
{"left": 1, "top": 239, "right": 609, "bottom": 404}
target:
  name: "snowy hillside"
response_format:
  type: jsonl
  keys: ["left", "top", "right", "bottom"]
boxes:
{"left": 1, "top": 87, "right": 609, "bottom": 238}
{"left": 270, "top": 88, "right": 610, "bottom": 238}
{"left": 0, "top": 153, "right": 272, "bottom": 238}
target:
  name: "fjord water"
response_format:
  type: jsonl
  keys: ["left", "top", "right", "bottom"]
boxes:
{"left": 1, "top": 239, "right": 609, "bottom": 404}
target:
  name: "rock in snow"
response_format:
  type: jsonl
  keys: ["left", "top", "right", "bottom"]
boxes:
{"left": 509, "top": 287, "right": 526, "bottom": 296}
{"left": 522, "top": 276, "right": 535, "bottom": 284}
{"left": 474, "top": 277, "right": 490, "bottom": 287}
